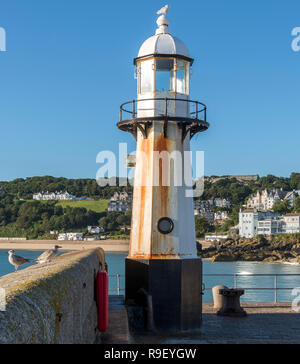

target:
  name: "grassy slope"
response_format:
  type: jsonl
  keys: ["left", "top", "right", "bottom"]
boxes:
{"left": 56, "top": 199, "right": 109, "bottom": 213}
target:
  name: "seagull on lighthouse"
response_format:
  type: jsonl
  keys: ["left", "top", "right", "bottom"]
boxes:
{"left": 156, "top": 4, "right": 170, "bottom": 15}
{"left": 35, "top": 245, "right": 62, "bottom": 264}
{"left": 8, "top": 250, "right": 32, "bottom": 272}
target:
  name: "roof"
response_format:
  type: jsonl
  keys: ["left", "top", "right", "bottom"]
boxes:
{"left": 135, "top": 13, "right": 192, "bottom": 64}
{"left": 137, "top": 33, "right": 191, "bottom": 59}
{"left": 241, "top": 209, "right": 255, "bottom": 213}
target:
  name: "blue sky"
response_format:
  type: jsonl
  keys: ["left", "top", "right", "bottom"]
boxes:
{"left": 0, "top": 0, "right": 299, "bottom": 181}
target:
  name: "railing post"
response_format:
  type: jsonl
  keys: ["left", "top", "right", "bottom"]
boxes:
{"left": 133, "top": 100, "right": 136, "bottom": 118}
{"left": 274, "top": 275, "right": 278, "bottom": 303}
{"left": 165, "top": 98, "right": 168, "bottom": 117}
{"left": 120, "top": 108, "right": 122, "bottom": 123}
{"left": 117, "top": 274, "right": 120, "bottom": 296}
{"left": 234, "top": 274, "right": 237, "bottom": 289}
{"left": 196, "top": 102, "right": 198, "bottom": 120}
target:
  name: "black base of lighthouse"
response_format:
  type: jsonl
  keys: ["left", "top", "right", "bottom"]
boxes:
{"left": 125, "top": 258, "right": 202, "bottom": 332}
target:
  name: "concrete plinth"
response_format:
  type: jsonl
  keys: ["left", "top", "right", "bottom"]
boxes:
{"left": 125, "top": 258, "right": 202, "bottom": 331}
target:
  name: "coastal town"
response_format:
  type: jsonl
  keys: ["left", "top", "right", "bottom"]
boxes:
{"left": 0, "top": 174, "right": 299, "bottom": 247}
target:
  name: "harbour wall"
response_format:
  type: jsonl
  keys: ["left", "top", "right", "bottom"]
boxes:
{"left": 0, "top": 248, "right": 105, "bottom": 344}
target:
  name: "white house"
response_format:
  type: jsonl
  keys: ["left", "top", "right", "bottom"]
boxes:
{"left": 239, "top": 209, "right": 259, "bottom": 238}
{"left": 58, "top": 232, "right": 83, "bottom": 241}
{"left": 239, "top": 209, "right": 281, "bottom": 238}
{"left": 33, "top": 191, "right": 77, "bottom": 201}
{"left": 214, "top": 211, "right": 229, "bottom": 221}
{"left": 205, "top": 234, "right": 228, "bottom": 242}
{"left": 283, "top": 214, "right": 300, "bottom": 234}
{"left": 87, "top": 226, "right": 105, "bottom": 234}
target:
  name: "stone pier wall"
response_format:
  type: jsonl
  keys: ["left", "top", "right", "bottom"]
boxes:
{"left": 0, "top": 248, "right": 105, "bottom": 344}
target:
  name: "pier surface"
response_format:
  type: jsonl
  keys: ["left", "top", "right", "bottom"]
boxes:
{"left": 105, "top": 299, "right": 300, "bottom": 344}
{"left": 101, "top": 296, "right": 132, "bottom": 344}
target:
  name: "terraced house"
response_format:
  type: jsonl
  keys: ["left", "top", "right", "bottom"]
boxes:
{"left": 33, "top": 191, "right": 76, "bottom": 201}
{"left": 246, "top": 189, "right": 300, "bottom": 210}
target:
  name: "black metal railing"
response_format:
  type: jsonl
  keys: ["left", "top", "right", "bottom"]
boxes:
{"left": 119, "top": 97, "right": 207, "bottom": 123}
{"left": 109, "top": 273, "right": 300, "bottom": 303}
{"left": 204, "top": 274, "right": 300, "bottom": 304}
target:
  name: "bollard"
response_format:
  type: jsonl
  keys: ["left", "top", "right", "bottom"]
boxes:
{"left": 217, "top": 288, "right": 247, "bottom": 317}
{"left": 212, "top": 285, "right": 228, "bottom": 309}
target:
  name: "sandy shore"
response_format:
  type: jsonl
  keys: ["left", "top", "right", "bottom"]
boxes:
{"left": 0, "top": 239, "right": 129, "bottom": 253}
{"left": 0, "top": 239, "right": 209, "bottom": 256}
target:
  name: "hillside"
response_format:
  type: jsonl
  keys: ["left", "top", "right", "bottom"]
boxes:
{"left": 56, "top": 200, "right": 109, "bottom": 213}
{"left": 0, "top": 176, "right": 132, "bottom": 200}
{"left": 0, "top": 174, "right": 299, "bottom": 240}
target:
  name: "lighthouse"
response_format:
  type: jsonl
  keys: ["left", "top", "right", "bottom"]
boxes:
{"left": 118, "top": 6, "right": 209, "bottom": 331}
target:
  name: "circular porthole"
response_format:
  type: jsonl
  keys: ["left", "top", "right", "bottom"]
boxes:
{"left": 157, "top": 217, "right": 174, "bottom": 235}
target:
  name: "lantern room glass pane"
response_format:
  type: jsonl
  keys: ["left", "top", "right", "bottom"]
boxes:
{"left": 140, "top": 60, "right": 154, "bottom": 94}
{"left": 155, "top": 59, "right": 175, "bottom": 92}
{"left": 176, "top": 60, "right": 189, "bottom": 95}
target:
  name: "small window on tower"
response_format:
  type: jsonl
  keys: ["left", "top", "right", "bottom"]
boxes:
{"left": 140, "top": 59, "right": 154, "bottom": 94}
{"left": 176, "top": 60, "right": 189, "bottom": 95}
{"left": 155, "top": 59, "right": 175, "bottom": 92}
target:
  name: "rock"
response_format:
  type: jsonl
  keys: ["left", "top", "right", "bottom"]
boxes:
{"left": 201, "top": 235, "right": 300, "bottom": 263}
{"left": 263, "top": 256, "right": 278, "bottom": 262}
{"left": 211, "top": 252, "right": 239, "bottom": 262}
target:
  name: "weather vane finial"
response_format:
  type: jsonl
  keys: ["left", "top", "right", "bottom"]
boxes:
{"left": 156, "top": 4, "right": 170, "bottom": 15}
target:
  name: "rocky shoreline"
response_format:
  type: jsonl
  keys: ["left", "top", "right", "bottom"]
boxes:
{"left": 200, "top": 235, "right": 300, "bottom": 263}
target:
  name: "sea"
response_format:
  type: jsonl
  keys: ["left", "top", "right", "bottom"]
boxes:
{"left": 1, "top": 250, "right": 300, "bottom": 303}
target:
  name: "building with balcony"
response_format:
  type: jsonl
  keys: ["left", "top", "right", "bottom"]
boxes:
{"left": 283, "top": 214, "right": 300, "bottom": 234}
{"left": 239, "top": 209, "right": 300, "bottom": 238}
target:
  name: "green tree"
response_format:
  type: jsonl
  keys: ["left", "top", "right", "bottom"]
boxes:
{"left": 195, "top": 217, "right": 214, "bottom": 238}
{"left": 290, "top": 173, "right": 300, "bottom": 190}
{"left": 294, "top": 196, "right": 300, "bottom": 213}
{"left": 272, "top": 200, "right": 291, "bottom": 215}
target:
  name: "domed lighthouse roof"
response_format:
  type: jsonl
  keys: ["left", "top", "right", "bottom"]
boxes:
{"left": 134, "top": 5, "right": 193, "bottom": 65}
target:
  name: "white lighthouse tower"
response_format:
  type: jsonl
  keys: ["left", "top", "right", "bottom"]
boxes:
{"left": 118, "top": 6, "right": 209, "bottom": 331}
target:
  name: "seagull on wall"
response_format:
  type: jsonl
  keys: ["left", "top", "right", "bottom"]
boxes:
{"left": 157, "top": 4, "right": 170, "bottom": 15}
{"left": 35, "top": 245, "right": 62, "bottom": 264}
{"left": 8, "top": 250, "right": 32, "bottom": 272}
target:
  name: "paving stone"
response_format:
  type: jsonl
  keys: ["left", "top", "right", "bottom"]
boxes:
{"left": 131, "top": 302, "right": 300, "bottom": 344}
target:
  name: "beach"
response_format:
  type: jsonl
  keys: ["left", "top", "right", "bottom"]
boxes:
{"left": 0, "top": 239, "right": 130, "bottom": 253}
